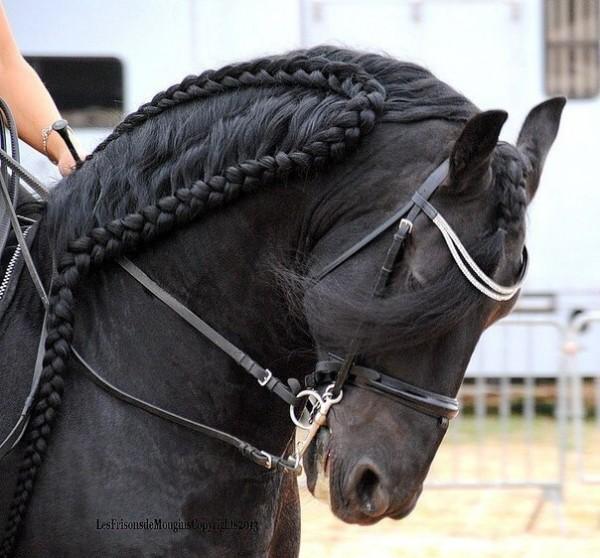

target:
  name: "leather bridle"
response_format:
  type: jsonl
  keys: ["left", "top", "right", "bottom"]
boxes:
{"left": 301, "top": 157, "right": 528, "bottom": 439}
{"left": 0, "top": 105, "right": 528, "bottom": 475}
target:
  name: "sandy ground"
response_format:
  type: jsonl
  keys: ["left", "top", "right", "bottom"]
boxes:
{"left": 299, "top": 419, "right": 600, "bottom": 557}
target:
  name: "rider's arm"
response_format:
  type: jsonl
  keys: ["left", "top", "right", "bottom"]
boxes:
{"left": 0, "top": 3, "right": 80, "bottom": 176}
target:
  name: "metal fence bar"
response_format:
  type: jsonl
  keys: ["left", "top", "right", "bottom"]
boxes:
{"left": 566, "top": 310, "right": 600, "bottom": 484}
{"left": 475, "top": 375, "right": 486, "bottom": 483}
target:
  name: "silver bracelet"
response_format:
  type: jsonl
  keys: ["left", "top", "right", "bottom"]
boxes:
{"left": 41, "top": 119, "right": 74, "bottom": 163}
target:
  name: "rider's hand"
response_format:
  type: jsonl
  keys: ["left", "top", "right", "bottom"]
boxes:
{"left": 56, "top": 147, "right": 81, "bottom": 177}
{"left": 54, "top": 136, "right": 86, "bottom": 177}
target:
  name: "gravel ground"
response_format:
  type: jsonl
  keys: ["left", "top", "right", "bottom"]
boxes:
{"left": 300, "top": 427, "right": 600, "bottom": 557}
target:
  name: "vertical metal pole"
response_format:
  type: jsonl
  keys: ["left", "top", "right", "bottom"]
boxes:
{"left": 566, "top": 323, "right": 585, "bottom": 480}
{"left": 524, "top": 323, "right": 535, "bottom": 480}
{"left": 499, "top": 326, "right": 510, "bottom": 481}
{"left": 475, "top": 374, "right": 486, "bottom": 482}
{"left": 555, "top": 323, "right": 567, "bottom": 531}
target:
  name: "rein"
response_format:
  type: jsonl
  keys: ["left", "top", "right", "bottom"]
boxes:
{"left": 0, "top": 101, "right": 50, "bottom": 462}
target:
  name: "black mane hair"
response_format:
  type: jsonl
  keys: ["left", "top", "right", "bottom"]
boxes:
{"left": 47, "top": 46, "right": 476, "bottom": 249}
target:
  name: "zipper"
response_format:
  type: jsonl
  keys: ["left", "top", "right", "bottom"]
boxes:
{"left": 0, "top": 225, "right": 31, "bottom": 301}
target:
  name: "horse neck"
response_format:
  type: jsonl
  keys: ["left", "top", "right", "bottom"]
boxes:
{"left": 72, "top": 178, "right": 315, "bottom": 456}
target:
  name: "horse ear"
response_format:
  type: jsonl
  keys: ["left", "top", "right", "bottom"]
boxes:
{"left": 517, "top": 97, "right": 566, "bottom": 202}
{"left": 448, "top": 110, "right": 508, "bottom": 192}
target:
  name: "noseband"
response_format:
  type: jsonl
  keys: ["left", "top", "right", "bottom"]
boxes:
{"left": 0, "top": 150, "right": 528, "bottom": 475}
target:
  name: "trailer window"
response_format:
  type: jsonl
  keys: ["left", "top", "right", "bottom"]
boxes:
{"left": 25, "top": 56, "right": 124, "bottom": 128}
{"left": 545, "top": 0, "right": 600, "bottom": 98}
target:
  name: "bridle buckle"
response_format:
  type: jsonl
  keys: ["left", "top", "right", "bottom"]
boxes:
{"left": 258, "top": 368, "right": 272, "bottom": 387}
{"left": 259, "top": 450, "right": 273, "bottom": 469}
{"left": 399, "top": 218, "right": 413, "bottom": 234}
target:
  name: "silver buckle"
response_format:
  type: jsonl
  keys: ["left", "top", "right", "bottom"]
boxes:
{"left": 258, "top": 369, "right": 272, "bottom": 387}
{"left": 260, "top": 450, "right": 273, "bottom": 469}
{"left": 399, "top": 218, "right": 413, "bottom": 234}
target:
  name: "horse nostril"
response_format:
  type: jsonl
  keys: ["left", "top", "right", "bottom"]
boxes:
{"left": 349, "top": 460, "right": 390, "bottom": 518}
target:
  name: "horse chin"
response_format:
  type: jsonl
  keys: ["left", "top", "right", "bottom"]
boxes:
{"left": 304, "top": 427, "right": 332, "bottom": 506}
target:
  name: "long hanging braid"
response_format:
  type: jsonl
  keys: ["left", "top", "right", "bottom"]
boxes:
{"left": 0, "top": 54, "right": 386, "bottom": 556}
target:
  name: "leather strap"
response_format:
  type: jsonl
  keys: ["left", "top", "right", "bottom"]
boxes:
{"left": 0, "top": 148, "right": 50, "bottom": 201}
{"left": 312, "top": 198, "right": 414, "bottom": 283}
{"left": 0, "top": 98, "right": 52, "bottom": 461}
{"left": 310, "top": 359, "right": 459, "bottom": 421}
{"left": 314, "top": 159, "right": 449, "bottom": 284}
{"left": 0, "top": 98, "right": 19, "bottom": 260}
{"left": 118, "top": 258, "right": 298, "bottom": 406}
{"left": 71, "top": 347, "right": 301, "bottom": 473}
{"left": 0, "top": 173, "right": 48, "bottom": 307}
{"left": 63, "top": 258, "right": 302, "bottom": 472}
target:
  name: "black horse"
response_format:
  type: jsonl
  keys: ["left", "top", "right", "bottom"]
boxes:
{"left": 0, "top": 47, "right": 564, "bottom": 557}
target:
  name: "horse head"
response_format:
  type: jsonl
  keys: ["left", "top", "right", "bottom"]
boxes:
{"left": 300, "top": 97, "right": 565, "bottom": 524}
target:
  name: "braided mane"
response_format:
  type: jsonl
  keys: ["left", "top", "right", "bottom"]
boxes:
{"left": 2, "top": 46, "right": 476, "bottom": 555}
{"left": 47, "top": 46, "right": 475, "bottom": 249}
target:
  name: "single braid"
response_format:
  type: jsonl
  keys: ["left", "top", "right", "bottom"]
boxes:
{"left": 494, "top": 151, "right": 527, "bottom": 236}
{"left": 0, "top": 57, "right": 386, "bottom": 557}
